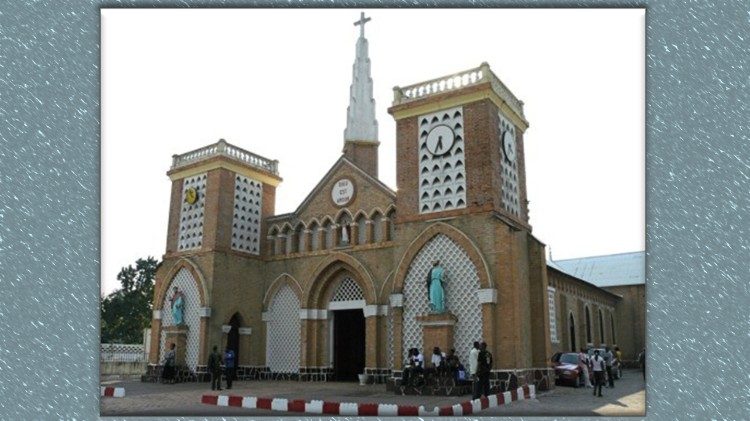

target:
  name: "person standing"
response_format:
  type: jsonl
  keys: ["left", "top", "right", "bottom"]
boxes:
{"left": 477, "top": 342, "right": 493, "bottom": 398}
{"left": 162, "top": 343, "right": 176, "bottom": 384}
{"left": 224, "top": 346, "right": 236, "bottom": 389}
{"left": 208, "top": 345, "right": 223, "bottom": 391}
{"left": 579, "top": 347, "right": 592, "bottom": 388}
{"left": 614, "top": 346, "right": 623, "bottom": 379}
{"left": 604, "top": 346, "right": 615, "bottom": 388}
{"left": 638, "top": 348, "right": 646, "bottom": 380}
{"left": 590, "top": 349, "right": 605, "bottom": 397}
{"left": 469, "top": 341, "right": 480, "bottom": 399}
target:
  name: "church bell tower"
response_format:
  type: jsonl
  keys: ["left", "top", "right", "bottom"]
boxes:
{"left": 388, "top": 63, "right": 531, "bottom": 227}
{"left": 342, "top": 12, "right": 379, "bottom": 178}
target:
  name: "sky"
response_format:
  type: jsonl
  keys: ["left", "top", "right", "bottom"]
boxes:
{"left": 101, "top": 8, "right": 645, "bottom": 296}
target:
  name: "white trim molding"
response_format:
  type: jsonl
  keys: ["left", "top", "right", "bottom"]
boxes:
{"left": 328, "top": 299, "right": 366, "bottom": 311}
{"left": 199, "top": 307, "right": 212, "bottom": 318}
{"left": 476, "top": 288, "right": 498, "bottom": 304}
{"left": 363, "top": 305, "right": 378, "bottom": 317}
{"left": 153, "top": 310, "right": 162, "bottom": 320}
{"left": 419, "top": 319, "right": 457, "bottom": 327}
{"left": 389, "top": 293, "right": 404, "bottom": 308}
{"left": 221, "top": 324, "right": 232, "bottom": 334}
{"left": 238, "top": 327, "right": 252, "bottom": 336}
{"left": 299, "top": 309, "right": 329, "bottom": 320}
{"left": 261, "top": 311, "right": 270, "bottom": 322}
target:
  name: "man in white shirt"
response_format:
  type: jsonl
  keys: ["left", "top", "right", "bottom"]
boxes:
{"left": 590, "top": 349, "right": 605, "bottom": 397}
{"left": 469, "top": 341, "right": 480, "bottom": 399}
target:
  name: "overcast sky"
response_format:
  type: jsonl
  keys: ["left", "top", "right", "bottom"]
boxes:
{"left": 101, "top": 8, "right": 645, "bottom": 295}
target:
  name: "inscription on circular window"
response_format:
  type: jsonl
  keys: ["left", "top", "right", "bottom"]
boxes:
{"left": 331, "top": 178, "right": 355, "bottom": 207}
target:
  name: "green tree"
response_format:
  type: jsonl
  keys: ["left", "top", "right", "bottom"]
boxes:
{"left": 101, "top": 257, "right": 159, "bottom": 343}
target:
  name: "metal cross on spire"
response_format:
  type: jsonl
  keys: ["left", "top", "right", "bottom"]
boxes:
{"left": 354, "top": 12, "right": 371, "bottom": 38}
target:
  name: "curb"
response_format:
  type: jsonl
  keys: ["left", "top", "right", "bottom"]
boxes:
{"left": 101, "top": 386, "right": 125, "bottom": 398}
{"left": 200, "top": 384, "right": 534, "bottom": 415}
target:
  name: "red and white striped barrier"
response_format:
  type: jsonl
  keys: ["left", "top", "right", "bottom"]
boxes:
{"left": 201, "top": 384, "right": 534, "bottom": 415}
{"left": 100, "top": 386, "right": 125, "bottom": 398}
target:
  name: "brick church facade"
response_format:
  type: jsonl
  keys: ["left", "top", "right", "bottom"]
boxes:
{"left": 148, "top": 15, "right": 644, "bottom": 387}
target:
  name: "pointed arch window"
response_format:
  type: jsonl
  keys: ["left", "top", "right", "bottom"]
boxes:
{"left": 356, "top": 215, "right": 367, "bottom": 245}
{"left": 598, "top": 309, "right": 605, "bottom": 345}
{"left": 585, "top": 306, "right": 592, "bottom": 344}
{"left": 309, "top": 222, "right": 320, "bottom": 251}
{"left": 371, "top": 211, "right": 383, "bottom": 242}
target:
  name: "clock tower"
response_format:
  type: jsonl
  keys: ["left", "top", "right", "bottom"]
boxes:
{"left": 388, "top": 62, "right": 530, "bottom": 227}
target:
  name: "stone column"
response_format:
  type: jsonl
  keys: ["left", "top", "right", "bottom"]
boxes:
{"left": 261, "top": 311, "right": 271, "bottom": 367}
{"left": 198, "top": 306, "right": 211, "bottom": 364}
{"left": 363, "top": 305, "right": 379, "bottom": 368}
{"left": 477, "top": 288, "right": 498, "bottom": 353}
{"left": 149, "top": 310, "right": 163, "bottom": 364}
{"left": 390, "top": 294, "right": 404, "bottom": 369}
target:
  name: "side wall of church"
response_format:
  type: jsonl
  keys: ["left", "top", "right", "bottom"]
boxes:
{"left": 547, "top": 270, "right": 621, "bottom": 359}
{"left": 603, "top": 284, "right": 645, "bottom": 363}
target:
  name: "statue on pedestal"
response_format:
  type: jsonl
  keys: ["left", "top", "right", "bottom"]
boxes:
{"left": 170, "top": 286, "right": 185, "bottom": 325}
{"left": 426, "top": 260, "right": 446, "bottom": 313}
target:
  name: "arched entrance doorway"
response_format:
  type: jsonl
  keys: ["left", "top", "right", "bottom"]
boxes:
{"left": 328, "top": 276, "right": 365, "bottom": 381}
{"left": 569, "top": 313, "right": 577, "bottom": 352}
{"left": 226, "top": 313, "right": 241, "bottom": 362}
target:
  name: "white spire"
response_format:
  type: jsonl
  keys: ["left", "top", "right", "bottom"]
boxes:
{"left": 344, "top": 12, "right": 378, "bottom": 143}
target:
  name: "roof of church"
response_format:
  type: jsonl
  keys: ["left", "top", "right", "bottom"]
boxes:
{"left": 266, "top": 155, "right": 395, "bottom": 221}
{"left": 551, "top": 251, "right": 645, "bottom": 287}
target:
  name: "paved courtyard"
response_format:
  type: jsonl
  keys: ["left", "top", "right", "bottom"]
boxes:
{"left": 101, "top": 369, "right": 644, "bottom": 417}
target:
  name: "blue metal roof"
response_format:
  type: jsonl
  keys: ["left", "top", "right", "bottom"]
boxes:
{"left": 551, "top": 251, "right": 645, "bottom": 287}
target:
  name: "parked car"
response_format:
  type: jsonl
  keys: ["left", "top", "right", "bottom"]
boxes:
{"left": 551, "top": 352, "right": 590, "bottom": 387}
{"left": 587, "top": 348, "right": 621, "bottom": 379}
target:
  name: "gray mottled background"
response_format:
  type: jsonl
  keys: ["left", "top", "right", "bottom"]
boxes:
{"left": 0, "top": 1, "right": 748, "bottom": 420}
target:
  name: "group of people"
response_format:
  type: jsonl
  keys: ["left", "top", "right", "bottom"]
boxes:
{"left": 401, "top": 340, "right": 494, "bottom": 400}
{"left": 576, "top": 345, "right": 621, "bottom": 397}
{"left": 207, "top": 345, "right": 236, "bottom": 390}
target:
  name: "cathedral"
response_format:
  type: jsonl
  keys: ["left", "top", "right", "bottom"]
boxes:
{"left": 148, "top": 14, "right": 644, "bottom": 388}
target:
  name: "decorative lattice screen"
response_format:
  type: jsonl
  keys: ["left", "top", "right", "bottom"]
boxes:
{"left": 548, "top": 287, "right": 558, "bottom": 343}
{"left": 178, "top": 174, "right": 206, "bottom": 251}
{"left": 418, "top": 107, "right": 467, "bottom": 214}
{"left": 231, "top": 175, "right": 262, "bottom": 254}
{"left": 266, "top": 284, "right": 301, "bottom": 373}
{"left": 402, "top": 234, "right": 482, "bottom": 366}
{"left": 159, "top": 268, "right": 201, "bottom": 370}
{"left": 331, "top": 277, "right": 364, "bottom": 302}
{"left": 498, "top": 112, "right": 520, "bottom": 217}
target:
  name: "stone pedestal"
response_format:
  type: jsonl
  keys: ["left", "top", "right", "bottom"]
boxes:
{"left": 163, "top": 325, "right": 189, "bottom": 366}
{"left": 416, "top": 312, "right": 457, "bottom": 352}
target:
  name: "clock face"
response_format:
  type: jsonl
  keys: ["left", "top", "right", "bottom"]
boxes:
{"left": 502, "top": 131, "right": 517, "bottom": 163}
{"left": 331, "top": 178, "right": 355, "bottom": 207}
{"left": 185, "top": 187, "right": 198, "bottom": 204}
{"left": 426, "top": 125, "right": 455, "bottom": 156}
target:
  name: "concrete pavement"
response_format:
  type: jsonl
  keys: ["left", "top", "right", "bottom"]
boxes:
{"left": 101, "top": 369, "right": 644, "bottom": 417}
